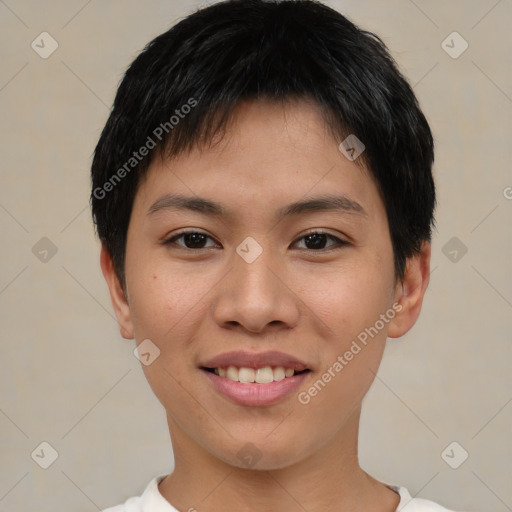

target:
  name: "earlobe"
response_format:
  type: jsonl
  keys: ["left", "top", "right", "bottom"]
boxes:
{"left": 387, "top": 241, "right": 431, "bottom": 338}
{"left": 100, "top": 245, "right": 134, "bottom": 340}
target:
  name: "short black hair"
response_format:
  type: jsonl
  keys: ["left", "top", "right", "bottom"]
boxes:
{"left": 90, "top": 0, "right": 435, "bottom": 291}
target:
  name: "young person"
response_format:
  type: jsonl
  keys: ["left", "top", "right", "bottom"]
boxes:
{"left": 91, "top": 1, "right": 462, "bottom": 510}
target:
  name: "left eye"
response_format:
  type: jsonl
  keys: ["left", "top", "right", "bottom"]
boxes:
{"left": 293, "top": 232, "right": 348, "bottom": 251}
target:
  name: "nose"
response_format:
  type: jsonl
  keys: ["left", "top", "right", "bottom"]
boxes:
{"left": 211, "top": 243, "right": 301, "bottom": 334}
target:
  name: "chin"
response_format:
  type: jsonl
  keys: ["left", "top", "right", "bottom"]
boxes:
{"left": 215, "top": 436, "right": 309, "bottom": 472}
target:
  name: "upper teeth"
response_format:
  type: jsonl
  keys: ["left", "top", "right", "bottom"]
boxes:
{"left": 214, "top": 366, "right": 296, "bottom": 383}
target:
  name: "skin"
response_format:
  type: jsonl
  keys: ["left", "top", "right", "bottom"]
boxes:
{"left": 101, "top": 98, "right": 431, "bottom": 512}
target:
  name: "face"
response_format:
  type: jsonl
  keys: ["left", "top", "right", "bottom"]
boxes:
{"left": 102, "top": 99, "right": 429, "bottom": 470}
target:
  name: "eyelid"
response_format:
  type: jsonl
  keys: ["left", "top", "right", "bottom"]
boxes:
{"left": 296, "top": 228, "right": 346, "bottom": 240}
{"left": 162, "top": 229, "right": 221, "bottom": 248}
{"left": 291, "top": 229, "right": 350, "bottom": 249}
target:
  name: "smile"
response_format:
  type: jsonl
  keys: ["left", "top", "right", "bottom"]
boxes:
{"left": 200, "top": 367, "right": 311, "bottom": 407}
{"left": 199, "top": 350, "right": 312, "bottom": 406}
{"left": 203, "top": 365, "right": 309, "bottom": 383}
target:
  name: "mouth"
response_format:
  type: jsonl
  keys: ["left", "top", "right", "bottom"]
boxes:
{"left": 201, "top": 366, "right": 311, "bottom": 383}
{"left": 198, "top": 350, "right": 312, "bottom": 406}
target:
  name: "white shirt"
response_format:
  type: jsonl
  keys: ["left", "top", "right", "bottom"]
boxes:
{"left": 102, "top": 475, "right": 460, "bottom": 511}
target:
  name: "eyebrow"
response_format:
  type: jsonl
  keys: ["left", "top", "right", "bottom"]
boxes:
{"left": 147, "top": 193, "right": 367, "bottom": 220}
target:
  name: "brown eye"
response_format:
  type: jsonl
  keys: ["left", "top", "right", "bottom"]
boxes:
{"left": 164, "top": 231, "right": 220, "bottom": 249}
{"left": 293, "top": 232, "right": 349, "bottom": 251}
{"left": 304, "top": 233, "right": 329, "bottom": 250}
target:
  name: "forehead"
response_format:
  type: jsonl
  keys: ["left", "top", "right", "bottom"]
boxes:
{"left": 133, "top": 99, "right": 383, "bottom": 223}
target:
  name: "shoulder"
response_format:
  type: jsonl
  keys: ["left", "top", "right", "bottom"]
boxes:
{"left": 102, "top": 496, "right": 140, "bottom": 512}
{"left": 393, "top": 486, "right": 463, "bottom": 512}
{"left": 101, "top": 474, "right": 172, "bottom": 512}
{"left": 102, "top": 495, "right": 143, "bottom": 512}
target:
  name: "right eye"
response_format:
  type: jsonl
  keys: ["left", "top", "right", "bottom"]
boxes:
{"left": 162, "top": 230, "right": 221, "bottom": 250}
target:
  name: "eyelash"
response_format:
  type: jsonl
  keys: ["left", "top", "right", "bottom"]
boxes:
{"left": 162, "top": 229, "right": 350, "bottom": 252}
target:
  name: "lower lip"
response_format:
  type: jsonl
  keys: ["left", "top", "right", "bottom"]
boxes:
{"left": 201, "top": 369, "right": 310, "bottom": 407}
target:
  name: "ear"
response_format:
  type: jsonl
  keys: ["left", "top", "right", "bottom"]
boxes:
{"left": 387, "top": 241, "right": 431, "bottom": 338}
{"left": 100, "top": 244, "right": 134, "bottom": 340}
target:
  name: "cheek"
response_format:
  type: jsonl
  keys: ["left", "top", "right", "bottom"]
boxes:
{"left": 301, "top": 261, "right": 393, "bottom": 342}
{"left": 126, "top": 258, "right": 208, "bottom": 408}
{"left": 294, "top": 259, "right": 394, "bottom": 422}
{"left": 125, "top": 251, "right": 206, "bottom": 342}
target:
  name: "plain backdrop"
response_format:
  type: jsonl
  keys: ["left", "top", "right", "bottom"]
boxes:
{"left": 0, "top": 0, "right": 511, "bottom": 510}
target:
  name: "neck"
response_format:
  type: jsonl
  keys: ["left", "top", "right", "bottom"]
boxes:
{"left": 158, "top": 406, "right": 400, "bottom": 512}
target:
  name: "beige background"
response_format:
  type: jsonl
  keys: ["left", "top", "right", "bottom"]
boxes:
{"left": 1, "top": 0, "right": 511, "bottom": 510}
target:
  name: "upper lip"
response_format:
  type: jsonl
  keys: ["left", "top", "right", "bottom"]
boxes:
{"left": 200, "top": 350, "right": 310, "bottom": 372}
